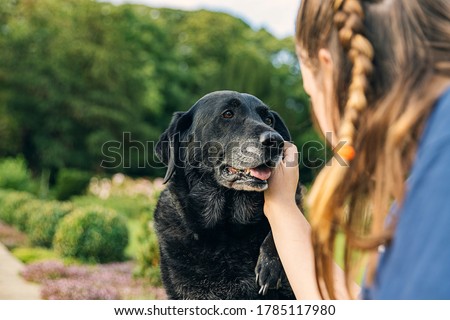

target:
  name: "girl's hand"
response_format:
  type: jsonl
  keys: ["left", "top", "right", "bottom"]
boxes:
{"left": 264, "top": 141, "right": 300, "bottom": 216}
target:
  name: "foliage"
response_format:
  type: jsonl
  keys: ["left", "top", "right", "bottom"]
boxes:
{"left": 0, "top": 181, "right": 166, "bottom": 296}
{"left": 133, "top": 193, "right": 161, "bottom": 286}
{"left": 72, "top": 195, "right": 154, "bottom": 220}
{"left": 125, "top": 219, "right": 140, "bottom": 259}
{"left": 133, "top": 220, "right": 161, "bottom": 286}
{"left": 0, "top": 0, "right": 324, "bottom": 183}
{"left": 72, "top": 174, "right": 163, "bottom": 219}
{"left": 0, "top": 0, "right": 163, "bottom": 174}
{"left": 0, "top": 191, "right": 35, "bottom": 225}
{"left": 26, "top": 201, "right": 73, "bottom": 247}
{"left": 13, "top": 199, "right": 44, "bottom": 232}
{"left": 54, "top": 169, "right": 91, "bottom": 200}
{"left": 0, "top": 189, "right": 74, "bottom": 248}
{"left": 53, "top": 206, "right": 128, "bottom": 263}
{"left": 0, "top": 156, "right": 34, "bottom": 192}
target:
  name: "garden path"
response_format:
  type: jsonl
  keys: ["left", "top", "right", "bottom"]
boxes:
{"left": 0, "top": 243, "right": 40, "bottom": 299}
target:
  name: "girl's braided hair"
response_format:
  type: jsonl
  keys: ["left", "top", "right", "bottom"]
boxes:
{"left": 297, "top": 0, "right": 450, "bottom": 299}
{"left": 307, "top": 0, "right": 375, "bottom": 299}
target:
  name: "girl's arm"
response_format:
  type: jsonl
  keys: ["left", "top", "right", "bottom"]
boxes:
{"left": 264, "top": 142, "right": 359, "bottom": 299}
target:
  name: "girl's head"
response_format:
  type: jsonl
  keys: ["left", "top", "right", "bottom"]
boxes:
{"left": 296, "top": 0, "right": 450, "bottom": 299}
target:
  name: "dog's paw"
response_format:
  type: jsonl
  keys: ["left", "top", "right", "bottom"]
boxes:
{"left": 255, "top": 251, "right": 285, "bottom": 295}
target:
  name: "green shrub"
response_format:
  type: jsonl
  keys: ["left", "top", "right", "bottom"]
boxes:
{"left": 0, "top": 156, "right": 33, "bottom": 192}
{"left": 0, "top": 191, "right": 35, "bottom": 225}
{"left": 133, "top": 216, "right": 161, "bottom": 286}
{"left": 13, "top": 199, "right": 45, "bottom": 232}
{"left": 53, "top": 206, "right": 128, "bottom": 263}
{"left": 54, "top": 169, "right": 91, "bottom": 200}
{"left": 27, "top": 201, "right": 73, "bottom": 248}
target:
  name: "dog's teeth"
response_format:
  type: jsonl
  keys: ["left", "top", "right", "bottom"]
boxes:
{"left": 245, "top": 168, "right": 251, "bottom": 175}
{"left": 228, "top": 167, "right": 238, "bottom": 174}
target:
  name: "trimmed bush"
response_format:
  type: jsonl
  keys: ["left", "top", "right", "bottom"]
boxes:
{"left": 53, "top": 206, "right": 128, "bottom": 263}
{"left": 54, "top": 169, "right": 91, "bottom": 201}
{"left": 0, "top": 191, "right": 35, "bottom": 225}
{"left": 0, "top": 156, "right": 33, "bottom": 191}
{"left": 13, "top": 199, "right": 45, "bottom": 232}
{"left": 27, "top": 202, "right": 74, "bottom": 247}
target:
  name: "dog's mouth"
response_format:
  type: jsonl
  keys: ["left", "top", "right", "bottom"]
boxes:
{"left": 225, "top": 165, "right": 272, "bottom": 181}
{"left": 219, "top": 162, "right": 275, "bottom": 191}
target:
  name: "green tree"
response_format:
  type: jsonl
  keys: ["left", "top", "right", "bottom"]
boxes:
{"left": 0, "top": 1, "right": 325, "bottom": 183}
{"left": 0, "top": 0, "right": 164, "bottom": 177}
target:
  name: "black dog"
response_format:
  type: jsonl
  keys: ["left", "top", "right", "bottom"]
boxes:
{"left": 154, "top": 91, "right": 298, "bottom": 299}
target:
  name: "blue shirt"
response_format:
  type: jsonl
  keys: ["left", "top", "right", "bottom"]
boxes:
{"left": 363, "top": 87, "right": 450, "bottom": 299}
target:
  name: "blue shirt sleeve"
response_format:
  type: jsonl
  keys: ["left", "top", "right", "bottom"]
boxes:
{"left": 366, "top": 88, "right": 450, "bottom": 299}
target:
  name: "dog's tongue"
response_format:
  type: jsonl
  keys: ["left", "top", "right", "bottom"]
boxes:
{"left": 249, "top": 167, "right": 272, "bottom": 181}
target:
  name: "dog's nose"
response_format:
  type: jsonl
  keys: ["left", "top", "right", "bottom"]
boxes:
{"left": 259, "top": 131, "right": 284, "bottom": 149}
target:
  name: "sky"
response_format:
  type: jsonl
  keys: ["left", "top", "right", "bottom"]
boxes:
{"left": 105, "top": 0, "right": 300, "bottom": 39}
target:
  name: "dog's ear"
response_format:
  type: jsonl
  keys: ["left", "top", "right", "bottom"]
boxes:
{"left": 271, "top": 111, "right": 291, "bottom": 141}
{"left": 155, "top": 111, "right": 192, "bottom": 184}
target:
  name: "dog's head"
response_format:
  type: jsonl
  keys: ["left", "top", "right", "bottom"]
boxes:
{"left": 156, "top": 91, "right": 290, "bottom": 192}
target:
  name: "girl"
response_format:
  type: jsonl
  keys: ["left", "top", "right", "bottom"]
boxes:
{"left": 265, "top": 0, "right": 450, "bottom": 299}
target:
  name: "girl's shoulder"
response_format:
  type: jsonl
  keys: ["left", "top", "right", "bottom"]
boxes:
{"left": 366, "top": 86, "right": 450, "bottom": 299}
{"left": 419, "top": 86, "right": 450, "bottom": 148}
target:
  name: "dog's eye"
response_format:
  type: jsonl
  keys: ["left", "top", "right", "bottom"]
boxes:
{"left": 222, "top": 110, "right": 234, "bottom": 119}
{"left": 264, "top": 117, "right": 273, "bottom": 126}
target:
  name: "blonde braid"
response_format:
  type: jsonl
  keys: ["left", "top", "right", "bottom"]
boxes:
{"left": 307, "top": 0, "right": 374, "bottom": 298}
{"left": 337, "top": 0, "right": 374, "bottom": 146}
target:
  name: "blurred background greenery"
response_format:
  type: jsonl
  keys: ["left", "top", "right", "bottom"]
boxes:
{"left": 0, "top": 0, "right": 325, "bottom": 186}
{"left": 0, "top": 0, "right": 329, "bottom": 299}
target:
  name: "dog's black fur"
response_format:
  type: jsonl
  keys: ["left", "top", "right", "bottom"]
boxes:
{"left": 154, "top": 91, "right": 298, "bottom": 299}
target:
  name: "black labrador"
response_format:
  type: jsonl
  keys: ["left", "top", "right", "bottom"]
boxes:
{"left": 154, "top": 91, "right": 298, "bottom": 299}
